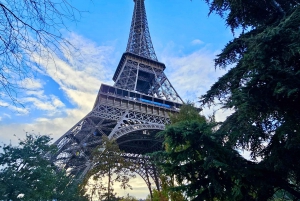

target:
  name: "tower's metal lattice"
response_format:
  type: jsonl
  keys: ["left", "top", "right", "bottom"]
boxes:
{"left": 126, "top": 0, "right": 157, "bottom": 61}
{"left": 52, "top": 0, "right": 183, "bottom": 193}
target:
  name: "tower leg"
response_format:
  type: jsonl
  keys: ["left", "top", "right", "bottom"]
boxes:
{"left": 145, "top": 164, "right": 153, "bottom": 201}
{"left": 153, "top": 163, "right": 160, "bottom": 191}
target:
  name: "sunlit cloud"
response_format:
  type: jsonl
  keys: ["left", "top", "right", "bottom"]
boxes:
{"left": 17, "top": 78, "right": 43, "bottom": 90}
{"left": 3, "top": 113, "right": 11, "bottom": 119}
{"left": 201, "top": 104, "right": 234, "bottom": 122}
{"left": 161, "top": 44, "right": 231, "bottom": 121}
{"left": 113, "top": 175, "right": 149, "bottom": 199}
{"left": 21, "top": 96, "right": 65, "bottom": 116}
{"left": 10, "top": 106, "right": 30, "bottom": 116}
{"left": 31, "top": 33, "right": 114, "bottom": 110}
{"left": 0, "top": 103, "right": 30, "bottom": 115}
{"left": 0, "top": 100, "right": 9, "bottom": 107}
{"left": 191, "top": 39, "right": 204, "bottom": 45}
{"left": 163, "top": 48, "right": 225, "bottom": 99}
{"left": 0, "top": 33, "right": 116, "bottom": 144}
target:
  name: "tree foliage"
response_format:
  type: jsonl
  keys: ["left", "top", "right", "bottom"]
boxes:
{"left": 156, "top": 100, "right": 300, "bottom": 200}
{"left": 0, "top": 0, "right": 79, "bottom": 103}
{"left": 169, "top": 103, "right": 206, "bottom": 124}
{"left": 201, "top": 0, "right": 300, "bottom": 199}
{"left": 158, "top": 175, "right": 185, "bottom": 201}
{"left": 120, "top": 194, "right": 138, "bottom": 201}
{"left": 155, "top": 0, "right": 300, "bottom": 200}
{"left": 81, "top": 135, "right": 135, "bottom": 201}
{"left": 204, "top": 0, "right": 300, "bottom": 31}
{"left": 148, "top": 189, "right": 168, "bottom": 201}
{"left": 0, "top": 134, "right": 87, "bottom": 201}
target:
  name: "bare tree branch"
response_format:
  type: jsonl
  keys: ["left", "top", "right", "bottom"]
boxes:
{"left": 0, "top": 0, "right": 82, "bottom": 106}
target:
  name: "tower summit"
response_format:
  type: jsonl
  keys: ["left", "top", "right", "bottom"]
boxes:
{"left": 53, "top": 0, "right": 184, "bottom": 193}
{"left": 126, "top": 0, "right": 157, "bottom": 61}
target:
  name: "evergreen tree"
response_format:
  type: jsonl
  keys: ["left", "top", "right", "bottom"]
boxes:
{"left": 156, "top": 100, "right": 300, "bottom": 200}
{"left": 155, "top": 0, "right": 300, "bottom": 200}
{"left": 200, "top": 0, "right": 300, "bottom": 199}
{"left": 156, "top": 105, "right": 250, "bottom": 200}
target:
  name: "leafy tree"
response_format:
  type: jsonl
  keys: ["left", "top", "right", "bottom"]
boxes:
{"left": 120, "top": 194, "right": 138, "bottom": 201}
{"left": 271, "top": 189, "right": 294, "bottom": 201}
{"left": 159, "top": 175, "right": 185, "bottom": 201}
{"left": 169, "top": 103, "right": 206, "bottom": 124}
{"left": 156, "top": 106, "right": 229, "bottom": 200}
{"left": 0, "top": 0, "right": 79, "bottom": 104}
{"left": 146, "top": 189, "right": 168, "bottom": 201}
{"left": 81, "top": 135, "right": 135, "bottom": 201}
{"left": 157, "top": 116, "right": 259, "bottom": 200}
{"left": 155, "top": 102, "right": 300, "bottom": 200}
{"left": 0, "top": 134, "right": 87, "bottom": 201}
{"left": 155, "top": 0, "right": 300, "bottom": 200}
{"left": 200, "top": 0, "right": 300, "bottom": 199}
{"left": 145, "top": 177, "right": 185, "bottom": 201}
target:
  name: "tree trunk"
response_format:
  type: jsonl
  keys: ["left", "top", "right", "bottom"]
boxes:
{"left": 108, "top": 167, "right": 111, "bottom": 201}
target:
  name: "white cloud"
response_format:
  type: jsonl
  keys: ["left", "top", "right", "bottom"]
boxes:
{"left": 30, "top": 33, "right": 114, "bottom": 111}
{"left": 161, "top": 44, "right": 231, "bottom": 121}
{"left": 0, "top": 100, "right": 30, "bottom": 115}
{"left": 0, "top": 106, "right": 88, "bottom": 145}
{"left": 10, "top": 105, "right": 30, "bottom": 116}
{"left": 162, "top": 47, "right": 226, "bottom": 102}
{"left": 24, "top": 90, "right": 45, "bottom": 99}
{"left": 0, "top": 33, "right": 115, "bottom": 144}
{"left": 201, "top": 104, "right": 234, "bottom": 122}
{"left": 6, "top": 77, "right": 66, "bottom": 116}
{"left": 17, "top": 78, "right": 43, "bottom": 90}
{"left": 9, "top": 106, "right": 29, "bottom": 116}
{"left": 21, "top": 95, "right": 65, "bottom": 116}
{"left": 0, "top": 100, "right": 9, "bottom": 107}
{"left": 4, "top": 113, "right": 11, "bottom": 119}
{"left": 110, "top": 175, "right": 149, "bottom": 199}
{"left": 1, "top": 76, "right": 62, "bottom": 116}
{"left": 191, "top": 39, "right": 204, "bottom": 45}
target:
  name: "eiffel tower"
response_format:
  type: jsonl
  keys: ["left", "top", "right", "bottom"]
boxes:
{"left": 53, "top": 0, "right": 183, "bottom": 193}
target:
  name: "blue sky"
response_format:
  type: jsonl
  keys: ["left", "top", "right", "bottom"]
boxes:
{"left": 0, "top": 0, "right": 235, "bottom": 198}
